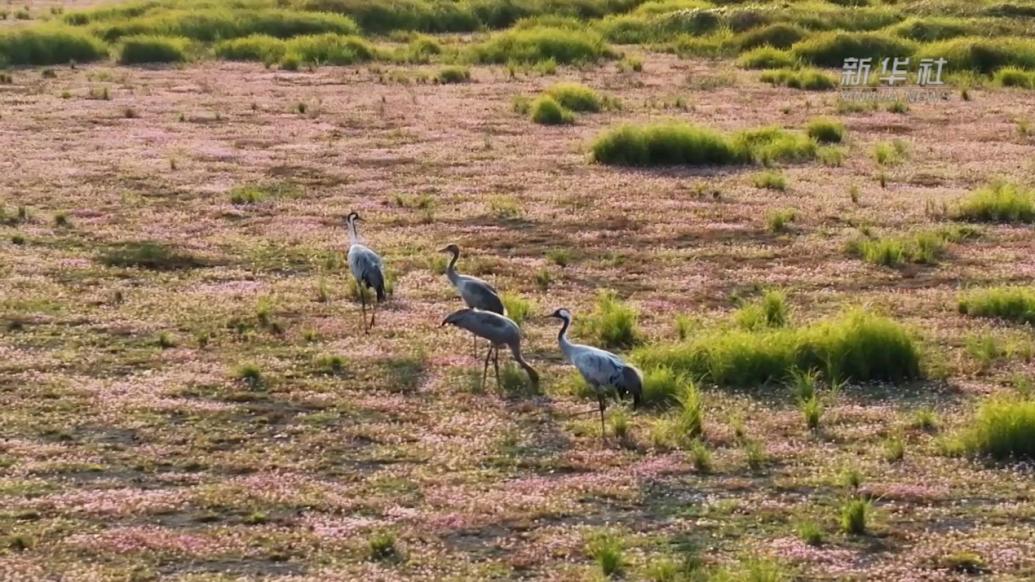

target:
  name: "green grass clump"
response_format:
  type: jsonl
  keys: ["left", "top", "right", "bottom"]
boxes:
{"left": 847, "top": 226, "right": 975, "bottom": 267}
{"left": 806, "top": 117, "right": 844, "bottom": 143}
{"left": 958, "top": 397, "right": 1035, "bottom": 460}
{"left": 736, "top": 23, "right": 806, "bottom": 50}
{"left": 286, "top": 33, "right": 375, "bottom": 65}
{"left": 641, "top": 366, "right": 687, "bottom": 408}
{"left": 529, "top": 95, "right": 574, "bottom": 125}
{"left": 470, "top": 26, "right": 612, "bottom": 65}
{"left": 735, "top": 289, "right": 790, "bottom": 330}
{"left": 732, "top": 126, "right": 817, "bottom": 164}
{"left": 736, "top": 46, "right": 795, "bottom": 69}
{"left": 585, "top": 532, "right": 624, "bottom": 577}
{"left": 87, "top": 8, "right": 361, "bottom": 43}
{"left": 579, "top": 289, "right": 640, "bottom": 349}
{"left": 501, "top": 292, "right": 532, "bottom": 326}
{"left": 955, "top": 183, "right": 1035, "bottom": 223}
{"left": 544, "top": 82, "right": 602, "bottom": 112}
{"left": 118, "top": 35, "right": 189, "bottom": 64}
{"left": 916, "top": 37, "right": 1035, "bottom": 75}
{"left": 766, "top": 208, "right": 797, "bottom": 233}
{"left": 759, "top": 68, "right": 836, "bottom": 90}
{"left": 752, "top": 170, "right": 787, "bottom": 191}
{"left": 436, "top": 65, "right": 470, "bottom": 83}
{"left": 840, "top": 498, "right": 870, "bottom": 534}
{"left": 0, "top": 26, "right": 109, "bottom": 65}
{"left": 100, "top": 241, "right": 207, "bottom": 270}
{"left": 887, "top": 17, "right": 973, "bottom": 42}
{"left": 993, "top": 66, "right": 1035, "bottom": 89}
{"left": 959, "top": 287, "right": 1035, "bottom": 325}
{"left": 634, "top": 309, "right": 921, "bottom": 387}
{"left": 792, "top": 31, "right": 916, "bottom": 68}
{"left": 591, "top": 123, "right": 743, "bottom": 166}
{"left": 873, "top": 139, "right": 908, "bottom": 166}
{"left": 213, "top": 34, "right": 286, "bottom": 63}
{"left": 367, "top": 530, "right": 399, "bottom": 561}
{"left": 234, "top": 362, "right": 263, "bottom": 388}
{"left": 591, "top": 122, "right": 818, "bottom": 167}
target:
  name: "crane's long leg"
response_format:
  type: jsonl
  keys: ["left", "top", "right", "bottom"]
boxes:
{"left": 472, "top": 335, "right": 478, "bottom": 360}
{"left": 492, "top": 346, "right": 501, "bottom": 390}
{"left": 357, "top": 279, "right": 369, "bottom": 334}
{"left": 481, "top": 344, "right": 493, "bottom": 390}
{"left": 369, "top": 293, "right": 376, "bottom": 330}
{"left": 598, "top": 393, "right": 607, "bottom": 445}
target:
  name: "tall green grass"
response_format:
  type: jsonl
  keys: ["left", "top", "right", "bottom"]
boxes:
{"left": 469, "top": 26, "right": 613, "bottom": 65}
{"left": 530, "top": 95, "right": 574, "bottom": 124}
{"left": 735, "top": 23, "right": 806, "bottom": 50}
{"left": 544, "top": 82, "right": 602, "bottom": 112}
{"left": 213, "top": 34, "right": 286, "bottom": 62}
{"left": 634, "top": 310, "right": 922, "bottom": 387}
{"left": 886, "top": 17, "right": 973, "bottom": 42}
{"left": 759, "top": 68, "right": 836, "bottom": 90}
{"left": 916, "top": 37, "right": 1035, "bottom": 75}
{"left": 993, "top": 66, "right": 1035, "bottom": 89}
{"left": 958, "top": 287, "right": 1035, "bottom": 325}
{"left": 806, "top": 117, "right": 845, "bottom": 143}
{"left": 736, "top": 46, "right": 796, "bottom": 70}
{"left": 847, "top": 226, "right": 977, "bottom": 267}
{"left": 118, "top": 35, "right": 190, "bottom": 63}
{"left": 958, "top": 397, "right": 1035, "bottom": 460}
{"left": 286, "top": 33, "right": 374, "bottom": 65}
{"left": 578, "top": 289, "right": 640, "bottom": 349}
{"left": 955, "top": 183, "right": 1035, "bottom": 223}
{"left": 88, "top": 8, "right": 362, "bottom": 43}
{"left": 591, "top": 122, "right": 817, "bottom": 167}
{"left": 0, "top": 26, "right": 109, "bottom": 65}
{"left": 791, "top": 31, "right": 916, "bottom": 68}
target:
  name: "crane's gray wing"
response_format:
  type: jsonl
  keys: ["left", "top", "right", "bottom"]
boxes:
{"left": 571, "top": 349, "right": 624, "bottom": 387}
{"left": 460, "top": 278, "right": 505, "bottom": 314}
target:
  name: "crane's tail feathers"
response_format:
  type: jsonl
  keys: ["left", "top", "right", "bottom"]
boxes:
{"left": 621, "top": 365, "right": 643, "bottom": 408}
{"left": 363, "top": 270, "right": 387, "bottom": 303}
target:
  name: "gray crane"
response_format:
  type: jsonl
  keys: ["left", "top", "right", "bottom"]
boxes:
{"left": 549, "top": 308, "right": 642, "bottom": 442}
{"left": 345, "top": 211, "right": 386, "bottom": 332}
{"left": 440, "top": 243, "right": 505, "bottom": 358}
{"left": 441, "top": 308, "right": 538, "bottom": 390}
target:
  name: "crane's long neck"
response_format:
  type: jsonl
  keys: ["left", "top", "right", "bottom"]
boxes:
{"left": 347, "top": 218, "right": 360, "bottom": 245}
{"left": 557, "top": 316, "right": 575, "bottom": 359}
{"left": 445, "top": 250, "right": 461, "bottom": 286}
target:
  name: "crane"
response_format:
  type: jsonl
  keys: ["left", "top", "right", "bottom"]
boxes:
{"left": 440, "top": 243, "right": 505, "bottom": 359}
{"left": 441, "top": 308, "right": 538, "bottom": 390}
{"left": 345, "top": 211, "right": 386, "bottom": 332}
{"left": 549, "top": 308, "right": 642, "bottom": 442}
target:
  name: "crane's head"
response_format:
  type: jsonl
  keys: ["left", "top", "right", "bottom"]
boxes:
{"left": 440, "top": 308, "right": 472, "bottom": 327}
{"left": 438, "top": 243, "right": 460, "bottom": 256}
{"left": 548, "top": 308, "right": 572, "bottom": 322}
{"left": 345, "top": 211, "right": 361, "bottom": 225}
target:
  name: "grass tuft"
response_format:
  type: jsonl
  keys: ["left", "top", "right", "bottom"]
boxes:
{"left": 100, "top": 241, "right": 207, "bottom": 270}
{"left": 806, "top": 117, "right": 844, "bottom": 144}
{"left": 529, "top": 95, "right": 573, "bottom": 125}
{"left": 958, "top": 287, "right": 1035, "bottom": 325}
{"left": 470, "top": 26, "right": 612, "bottom": 65}
{"left": 0, "top": 26, "right": 109, "bottom": 65}
{"left": 759, "top": 68, "right": 836, "bottom": 90}
{"left": 634, "top": 309, "right": 921, "bottom": 387}
{"left": 736, "top": 45, "right": 795, "bottom": 69}
{"left": 585, "top": 532, "right": 625, "bottom": 577}
{"left": 955, "top": 183, "right": 1035, "bottom": 223}
{"left": 840, "top": 498, "right": 870, "bottom": 534}
{"left": 958, "top": 397, "right": 1035, "bottom": 460}
{"left": 118, "top": 35, "right": 189, "bottom": 64}
{"left": 579, "top": 289, "right": 640, "bottom": 349}
{"left": 436, "top": 65, "right": 470, "bottom": 84}
{"left": 544, "top": 82, "right": 602, "bottom": 112}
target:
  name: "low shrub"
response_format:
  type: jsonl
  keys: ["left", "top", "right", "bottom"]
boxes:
{"left": 118, "top": 35, "right": 189, "bottom": 64}
{"left": 0, "top": 26, "right": 108, "bottom": 65}
{"left": 736, "top": 45, "right": 796, "bottom": 69}
{"left": 806, "top": 117, "right": 845, "bottom": 143}
{"left": 792, "top": 31, "right": 916, "bottom": 68}
{"left": 544, "top": 82, "right": 602, "bottom": 112}
{"left": 529, "top": 95, "right": 573, "bottom": 124}
{"left": 436, "top": 65, "right": 470, "bottom": 83}
{"left": 958, "top": 287, "right": 1035, "bottom": 325}
{"left": 469, "top": 26, "right": 613, "bottom": 65}
{"left": 955, "top": 183, "right": 1035, "bottom": 223}
{"left": 759, "top": 68, "right": 836, "bottom": 90}
{"left": 213, "top": 34, "right": 286, "bottom": 63}
{"left": 634, "top": 309, "right": 921, "bottom": 387}
{"left": 958, "top": 397, "right": 1035, "bottom": 460}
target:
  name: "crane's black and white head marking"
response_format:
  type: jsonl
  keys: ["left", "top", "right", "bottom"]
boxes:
{"left": 438, "top": 243, "right": 460, "bottom": 255}
{"left": 345, "top": 211, "right": 361, "bottom": 224}
{"left": 549, "top": 308, "right": 572, "bottom": 322}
